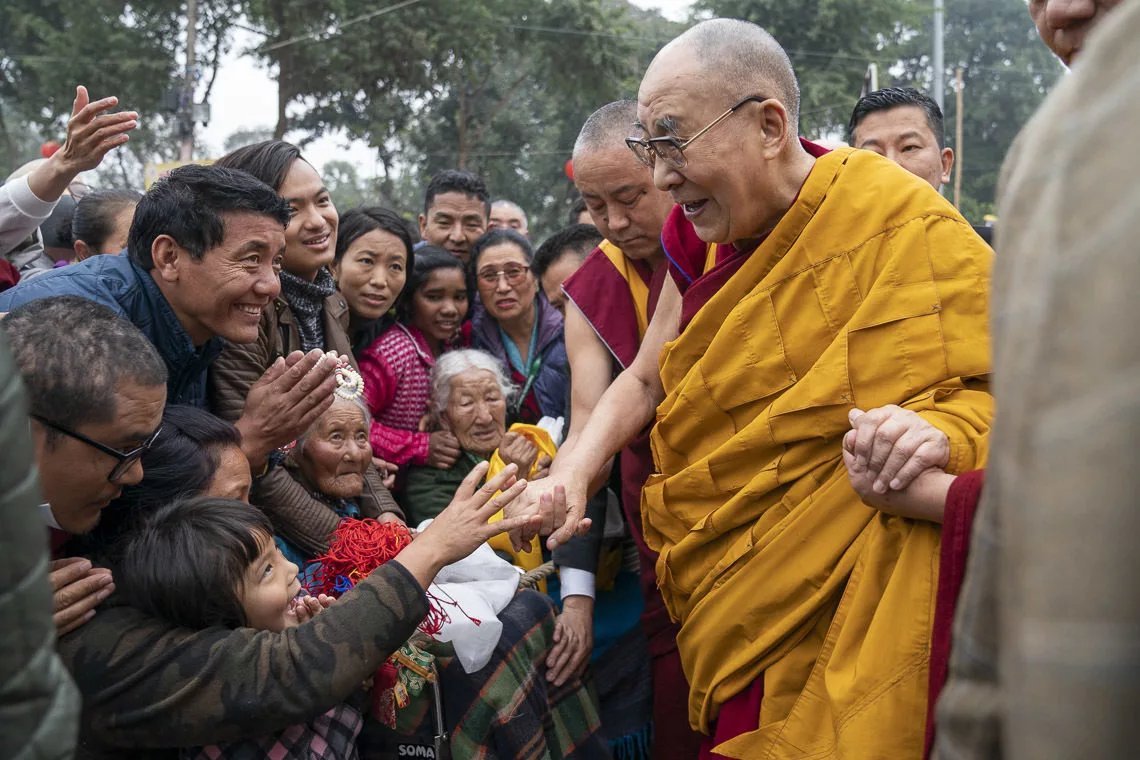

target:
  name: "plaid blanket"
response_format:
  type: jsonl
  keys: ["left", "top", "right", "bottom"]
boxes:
{"left": 185, "top": 703, "right": 363, "bottom": 759}
{"left": 362, "top": 590, "right": 610, "bottom": 760}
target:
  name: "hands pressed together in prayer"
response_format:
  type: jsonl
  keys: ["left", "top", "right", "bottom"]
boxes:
{"left": 843, "top": 405, "right": 957, "bottom": 523}
{"left": 235, "top": 349, "right": 344, "bottom": 472}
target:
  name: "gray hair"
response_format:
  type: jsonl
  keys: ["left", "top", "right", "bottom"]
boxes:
{"left": 653, "top": 19, "right": 801, "bottom": 131}
{"left": 574, "top": 99, "right": 638, "bottom": 159}
{"left": 294, "top": 394, "right": 371, "bottom": 456}
{"left": 430, "top": 349, "right": 516, "bottom": 416}
{"left": 491, "top": 199, "right": 528, "bottom": 228}
{"left": 4, "top": 296, "right": 167, "bottom": 432}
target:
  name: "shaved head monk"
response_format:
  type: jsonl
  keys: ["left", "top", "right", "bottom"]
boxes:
{"left": 510, "top": 18, "right": 995, "bottom": 759}
{"left": 562, "top": 99, "right": 702, "bottom": 759}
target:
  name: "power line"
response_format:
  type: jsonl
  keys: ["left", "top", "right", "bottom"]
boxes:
{"left": 256, "top": 0, "right": 425, "bottom": 53}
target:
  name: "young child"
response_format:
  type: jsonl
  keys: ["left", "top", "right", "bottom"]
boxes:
{"left": 119, "top": 496, "right": 359, "bottom": 759}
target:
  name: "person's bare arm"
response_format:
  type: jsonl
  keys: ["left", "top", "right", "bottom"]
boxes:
{"left": 508, "top": 275, "right": 681, "bottom": 550}
{"left": 558, "top": 303, "right": 619, "bottom": 494}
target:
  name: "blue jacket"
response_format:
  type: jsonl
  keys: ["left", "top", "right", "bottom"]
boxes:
{"left": 472, "top": 294, "right": 569, "bottom": 421}
{"left": 0, "top": 253, "right": 223, "bottom": 407}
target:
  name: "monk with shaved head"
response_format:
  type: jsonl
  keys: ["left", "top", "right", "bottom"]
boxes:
{"left": 511, "top": 19, "right": 994, "bottom": 759}
{"left": 560, "top": 99, "right": 702, "bottom": 758}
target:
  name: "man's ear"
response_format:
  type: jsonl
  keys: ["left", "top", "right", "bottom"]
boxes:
{"left": 940, "top": 147, "right": 956, "bottom": 186}
{"left": 73, "top": 239, "right": 93, "bottom": 262}
{"left": 150, "top": 234, "right": 184, "bottom": 283}
{"left": 418, "top": 213, "right": 428, "bottom": 238}
{"left": 759, "top": 100, "right": 793, "bottom": 158}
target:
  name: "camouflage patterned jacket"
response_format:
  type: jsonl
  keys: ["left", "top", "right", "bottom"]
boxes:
{"left": 57, "top": 561, "right": 427, "bottom": 758}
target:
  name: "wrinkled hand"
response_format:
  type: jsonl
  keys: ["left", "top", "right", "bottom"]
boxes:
{"left": 505, "top": 471, "right": 592, "bottom": 553}
{"left": 54, "top": 86, "right": 138, "bottom": 175}
{"left": 844, "top": 406, "right": 950, "bottom": 494}
{"left": 427, "top": 430, "right": 461, "bottom": 470}
{"left": 415, "top": 462, "right": 541, "bottom": 565}
{"left": 498, "top": 432, "right": 538, "bottom": 474}
{"left": 293, "top": 593, "right": 335, "bottom": 625}
{"left": 532, "top": 454, "right": 553, "bottom": 480}
{"left": 372, "top": 456, "right": 398, "bottom": 489}
{"left": 842, "top": 445, "right": 956, "bottom": 523}
{"left": 547, "top": 595, "right": 593, "bottom": 686}
{"left": 376, "top": 511, "right": 406, "bottom": 526}
{"left": 50, "top": 558, "right": 114, "bottom": 637}
{"left": 237, "top": 350, "right": 340, "bottom": 470}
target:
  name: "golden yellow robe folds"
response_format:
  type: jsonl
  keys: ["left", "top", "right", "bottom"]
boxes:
{"left": 642, "top": 148, "right": 993, "bottom": 758}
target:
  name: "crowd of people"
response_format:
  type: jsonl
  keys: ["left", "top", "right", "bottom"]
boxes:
{"left": 2, "top": 0, "right": 1136, "bottom": 758}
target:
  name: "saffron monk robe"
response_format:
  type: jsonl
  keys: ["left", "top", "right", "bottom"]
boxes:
{"left": 511, "top": 20, "right": 994, "bottom": 759}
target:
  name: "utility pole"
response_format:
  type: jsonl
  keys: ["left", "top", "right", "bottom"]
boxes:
{"left": 933, "top": 0, "right": 945, "bottom": 110}
{"left": 179, "top": 0, "right": 198, "bottom": 161}
{"left": 954, "top": 67, "right": 964, "bottom": 208}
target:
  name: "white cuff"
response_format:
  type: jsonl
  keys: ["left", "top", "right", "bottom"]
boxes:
{"left": 5, "top": 175, "right": 59, "bottom": 220}
{"left": 558, "top": 568, "right": 596, "bottom": 601}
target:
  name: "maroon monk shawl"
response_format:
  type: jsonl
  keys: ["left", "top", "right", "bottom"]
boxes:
{"left": 924, "top": 468, "right": 986, "bottom": 759}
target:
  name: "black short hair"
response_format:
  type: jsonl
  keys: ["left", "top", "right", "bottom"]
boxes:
{"left": 3, "top": 296, "right": 167, "bottom": 432}
{"left": 568, "top": 196, "right": 590, "bottom": 227}
{"left": 70, "top": 189, "right": 141, "bottom": 252}
{"left": 84, "top": 405, "right": 243, "bottom": 558}
{"left": 119, "top": 496, "right": 274, "bottom": 630}
{"left": 127, "top": 164, "right": 291, "bottom": 270}
{"left": 214, "top": 139, "right": 303, "bottom": 193}
{"left": 469, "top": 227, "right": 534, "bottom": 273}
{"left": 335, "top": 206, "right": 415, "bottom": 267}
{"left": 847, "top": 87, "right": 946, "bottom": 150}
{"left": 532, "top": 224, "right": 603, "bottom": 280}
{"left": 396, "top": 245, "right": 467, "bottom": 323}
{"left": 422, "top": 170, "right": 491, "bottom": 218}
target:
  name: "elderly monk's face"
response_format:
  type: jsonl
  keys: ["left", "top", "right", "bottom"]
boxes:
{"left": 574, "top": 145, "right": 674, "bottom": 263}
{"left": 636, "top": 53, "right": 776, "bottom": 245}
{"left": 295, "top": 398, "right": 372, "bottom": 499}
{"left": 441, "top": 368, "right": 507, "bottom": 456}
{"left": 1029, "top": 0, "right": 1122, "bottom": 66}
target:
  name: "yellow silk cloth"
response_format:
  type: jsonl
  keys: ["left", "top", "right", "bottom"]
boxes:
{"left": 599, "top": 240, "right": 651, "bottom": 339}
{"left": 486, "top": 423, "right": 558, "bottom": 580}
{"left": 643, "top": 148, "right": 994, "bottom": 758}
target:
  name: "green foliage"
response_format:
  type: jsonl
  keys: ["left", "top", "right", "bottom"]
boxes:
{"left": 891, "top": 0, "right": 1063, "bottom": 220}
{"left": 693, "top": 0, "right": 923, "bottom": 137}
{"left": 246, "top": 0, "right": 667, "bottom": 238}
{"left": 0, "top": 0, "right": 244, "bottom": 186}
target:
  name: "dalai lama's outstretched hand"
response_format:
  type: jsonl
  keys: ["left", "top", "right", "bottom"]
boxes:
{"left": 503, "top": 469, "right": 592, "bottom": 552}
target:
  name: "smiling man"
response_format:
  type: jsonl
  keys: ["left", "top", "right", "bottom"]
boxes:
{"left": 0, "top": 164, "right": 340, "bottom": 475}
{"left": 418, "top": 170, "right": 491, "bottom": 263}
{"left": 515, "top": 19, "right": 994, "bottom": 759}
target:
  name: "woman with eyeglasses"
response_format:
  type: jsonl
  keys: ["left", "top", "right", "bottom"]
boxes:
{"left": 469, "top": 228, "right": 569, "bottom": 425}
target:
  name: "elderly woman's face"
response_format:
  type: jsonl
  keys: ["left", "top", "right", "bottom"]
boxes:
{"left": 475, "top": 242, "right": 536, "bottom": 323}
{"left": 442, "top": 368, "right": 507, "bottom": 455}
{"left": 296, "top": 398, "right": 372, "bottom": 499}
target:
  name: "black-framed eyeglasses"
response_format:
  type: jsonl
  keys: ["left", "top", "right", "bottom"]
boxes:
{"left": 476, "top": 264, "right": 530, "bottom": 287}
{"left": 31, "top": 414, "right": 162, "bottom": 483}
{"left": 625, "top": 95, "right": 771, "bottom": 171}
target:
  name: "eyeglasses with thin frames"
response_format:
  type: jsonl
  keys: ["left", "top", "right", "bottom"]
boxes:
{"left": 31, "top": 414, "right": 162, "bottom": 483}
{"left": 476, "top": 264, "right": 530, "bottom": 287}
{"left": 625, "top": 95, "right": 771, "bottom": 170}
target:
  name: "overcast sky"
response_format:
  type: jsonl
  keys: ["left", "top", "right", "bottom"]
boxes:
{"left": 198, "top": 0, "right": 693, "bottom": 174}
